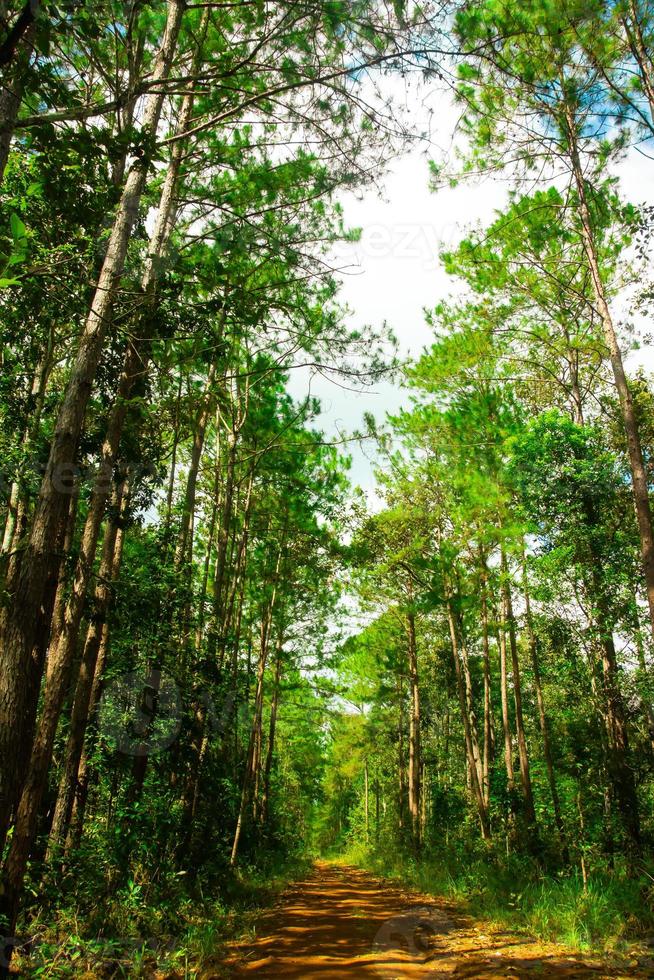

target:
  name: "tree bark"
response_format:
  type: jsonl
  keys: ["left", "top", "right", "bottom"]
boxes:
{"left": 230, "top": 538, "right": 284, "bottom": 866}
{"left": 623, "top": 1, "right": 654, "bottom": 128}
{"left": 1, "top": 330, "right": 54, "bottom": 558}
{"left": 458, "top": 610, "right": 483, "bottom": 788}
{"left": 261, "top": 636, "right": 283, "bottom": 827}
{"left": 0, "top": 0, "right": 37, "bottom": 70}
{"left": 497, "top": 618, "right": 515, "bottom": 793}
{"left": 479, "top": 555, "right": 493, "bottom": 809}
{"left": 174, "top": 361, "right": 218, "bottom": 570}
{"left": 565, "top": 103, "right": 654, "bottom": 646}
{"left": 397, "top": 671, "right": 406, "bottom": 832}
{"left": 46, "top": 476, "right": 130, "bottom": 860}
{"left": 446, "top": 594, "right": 491, "bottom": 840}
{"left": 0, "top": 26, "right": 34, "bottom": 182}
{"left": 0, "top": 57, "right": 198, "bottom": 899}
{"left": 500, "top": 549, "right": 537, "bottom": 830}
{"left": 0, "top": 0, "right": 184, "bottom": 856}
{"left": 406, "top": 608, "right": 421, "bottom": 848}
{"left": 521, "top": 550, "right": 568, "bottom": 859}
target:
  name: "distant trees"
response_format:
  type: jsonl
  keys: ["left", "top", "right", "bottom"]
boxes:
{"left": 323, "top": 165, "right": 654, "bottom": 886}
{"left": 319, "top": 0, "right": 654, "bottom": 867}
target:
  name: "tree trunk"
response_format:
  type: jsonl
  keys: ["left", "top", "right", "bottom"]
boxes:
{"left": 406, "top": 608, "right": 421, "bottom": 848}
{"left": 1, "top": 331, "right": 54, "bottom": 558}
{"left": 0, "top": 64, "right": 197, "bottom": 896}
{"left": 0, "top": 472, "right": 77, "bottom": 860}
{"left": 521, "top": 550, "right": 568, "bottom": 859}
{"left": 261, "top": 636, "right": 284, "bottom": 826}
{"left": 230, "top": 538, "right": 285, "bottom": 865}
{"left": 47, "top": 477, "right": 130, "bottom": 860}
{"left": 397, "top": 671, "right": 406, "bottom": 832}
{"left": 0, "top": 31, "right": 33, "bottom": 183}
{"left": 0, "top": 1, "right": 36, "bottom": 73}
{"left": 623, "top": 1, "right": 654, "bottom": 128}
{"left": 174, "top": 361, "right": 218, "bottom": 570}
{"left": 165, "top": 372, "right": 183, "bottom": 530}
{"left": 364, "top": 759, "right": 370, "bottom": 843}
{"left": 209, "top": 428, "right": 238, "bottom": 658}
{"left": 0, "top": 0, "right": 184, "bottom": 858}
{"left": 458, "top": 611, "right": 483, "bottom": 788}
{"left": 375, "top": 778, "right": 380, "bottom": 843}
{"left": 500, "top": 549, "right": 537, "bottom": 830}
{"left": 479, "top": 556, "right": 493, "bottom": 809}
{"left": 566, "top": 103, "right": 654, "bottom": 645}
{"left": 446, "top": 595, "right": 491, "bottom": 840}
{"left": 194, "top": 495, "right": 218, "bottom": 653}
{"left": 497, "top": 619, "right": 515, "bottom": 793}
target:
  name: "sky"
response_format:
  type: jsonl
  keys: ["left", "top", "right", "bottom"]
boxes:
{"left": 286, "top": 82, "right": 654, "bottom": 501}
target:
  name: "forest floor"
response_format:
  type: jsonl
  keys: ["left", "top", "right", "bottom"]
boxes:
{"left": 221, "top": 861, "right": 651, "bottom": 979}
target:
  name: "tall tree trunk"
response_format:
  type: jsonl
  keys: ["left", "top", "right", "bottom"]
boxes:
{"left": 47, "top": 476, "right": 130, "bottom": 860}
{"left": 0, "top": 473, "right": 77, "bottom": 860}
{"left": 397, "top": 671, "right": 406, "bottom": 832}
{"left": 406, "top": 608, "right": 421, "bottom": 848}
{"left": 1, "top": 330, "right": 54, "bottom": 558}
{"left": 500, "top": 549, "right": 537, "bottom": 830}
{"left": 47, "top": 476, "right": 81, "bottom": 657}
{"left": 172, "top": 361, "right": 219, "bottom": 684}
{"left": 521, "top": 550, "right": 568, "bottom": 859}
{"left": 165, "top": 372, "right": 183, "bottom": 530}
{"left": 1, "top": 478, "right": 129, "bottom": 924}
{"left": 209, "top": 427, "right": 239, "bottom": 658}
{"left": 0, "top": 0, "right": 185, "bottom": 857}
{"left": 230, "top": 539, "right": 284, "bottom": 865}
{"left": 446, "top": 594, "right": 491, "bottom": 840}
{"left": 0, "top": 31, "right": 33, "bottom": 183}
{"left": 565, "top": 103, "right": 654, "bottom": 645}
{"left": 230, "top": 617, "right": 271, "bottom": 864}
{"left": 174, "top": 360, "right": 218, "bottom": 570}
{"left": 0, "top": 65, "right": 198, "bottom": 905}
{"left": 364, "top": 759, "right": 370, "bottom": 843}
{"left": 66, "top": 590, "right": 120, "bottom": 855}
{"left": 375, "top": 777, "right": 380, "bottom": 843}
{"left": 261, "top": 635, "right": 284, "bottom": 826}
{"left": 194, "top": 495, "right": 218, "bottom": 653}
{"left": 458, "top": 611, "right": 483, "bottom": 788}
{"left": 479, "top": 556, "right": 493, "bottom": 809}
{"left": 497, "top": 619, "right": 515, "bottom": 794}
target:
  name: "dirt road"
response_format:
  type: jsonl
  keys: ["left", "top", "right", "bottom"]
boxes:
{"left": 224, "top": 861, "right": 646, "bottom": 979}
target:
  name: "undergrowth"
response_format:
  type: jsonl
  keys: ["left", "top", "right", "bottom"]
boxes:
{"left": 12, "top": 853, "right": 310, "bottom": 977}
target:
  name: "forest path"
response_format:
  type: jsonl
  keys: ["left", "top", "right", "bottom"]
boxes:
{"left": 223, "top": 860, "right": 641, "bottom": 978}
